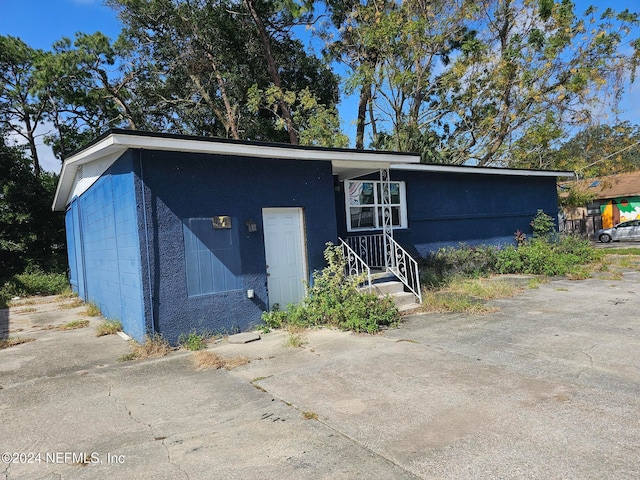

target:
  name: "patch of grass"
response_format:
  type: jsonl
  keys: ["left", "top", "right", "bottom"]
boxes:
{"left": 566, "top": 266, "right": 592, "bottom": 280}
{"left": 14, "top": 307, "right": 37, "bottom": 314}
{"left": 422, "top": 290, "right": 497, "bottom": 314}
{"left": 59, "top": 319, "right": 90, "bottom": 330}
{"left": 117, "top": 352, "right": 137, "bottom": 362}
{"left": 0, "top": 337, "right": 36, "bottom": 350}
{"left": 84, "top": 302, "right": 101, "bottom": 317}
{"left": 132, "top": 334, "right": 173, "bottom": 359}
{"left": 555, "top": 287, "right": 569, "bottom": 292}
{"left": 605, "top": 248, "right": 640, "bottom": 255}
{"left": 96, "top": 320, "right": 123, "bottom": 337}
{"left": 58, "top": 298, "right": 84, "bottom": 309}
{"left": 422, "top": 277, "right": 520, "bottom": 315}
{"left": 190, "top": 351, "right": 250, "bottom": 370}
{"left": 118, "top": 334, "right": 173, "bottom": 362}
{"left": 178, "top": 331, "right": 208, "bottom": 351}
{"left": 527, "top": 277, "right": 547, "bottom": 289}
{"left": 302, "top": 411, "right": 318, "bottom": 420}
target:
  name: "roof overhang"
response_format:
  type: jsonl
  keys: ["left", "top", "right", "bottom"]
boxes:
{"left": 52, "top": 130, "right": 420, "bottom": 211}
{"left": 390, "top": 163, "right": 575, "bottom": 178}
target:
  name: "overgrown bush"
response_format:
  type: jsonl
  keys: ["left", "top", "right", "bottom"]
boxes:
{"left": 420, "top": 244, "right": 500, "bottom": 288}
{"left": 1, "top": 271, "right": 69, "bottom": 308}
{"left": 262, "top": 244, "right": 399, "bottom": 334}
{"left": 421, "top": 233, "right": 601, "bottom": 288}
{"left": 530, "top": 209, "right": 556, "bottom": 240}
{"left": 496, "top": 235, "right": 601, "bottom": 276}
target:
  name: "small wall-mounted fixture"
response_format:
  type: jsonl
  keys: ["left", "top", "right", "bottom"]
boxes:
{"left": 245, "top": 219, "right": 258, "bottom": 233}
{"left": 247, "top": 289, "right": 255, "bottom": 299}
{"left": 212, "top": 216, "right": 231, "bottom": 229}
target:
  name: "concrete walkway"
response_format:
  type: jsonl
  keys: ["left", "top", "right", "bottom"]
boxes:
{"left": 1, "top": 271, "right": 639, "bottom": 479}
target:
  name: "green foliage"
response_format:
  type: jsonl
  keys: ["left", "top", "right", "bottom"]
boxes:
{"left": 420, "top": 244, "right": 500, "bottom": 288}
{"left": 96, "top": 320, "right": 123, "bottom": 337}
{"left": 178, "top": 331, "right": 208, "bottom": 351}
{"left": 262, "top": 244, "right": 399, "bottom": 334}
{"left": 0, "top": 138, "right": 67, "bottom": 276}
{"left": 495, "top": 236, "right": 602, "bottom": 276}
{"left": 530, "top": 210, "right": 555, "bottom": 239}
{"left": 559, "top": 184, "right": 597, "bottom": 208}
{"left": 420, "top": 234, "right": 601, "bottom": 287}
{"left": 1, "top": 271, "right": 69, "bottom": 307}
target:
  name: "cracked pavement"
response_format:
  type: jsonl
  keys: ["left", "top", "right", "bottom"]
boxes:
{"left": 1, "top": 270, "right": 639, "bottom": 479}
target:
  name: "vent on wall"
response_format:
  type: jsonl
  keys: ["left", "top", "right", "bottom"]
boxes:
{"left": 77, "top": 165, "right": 84, "bottom": 181}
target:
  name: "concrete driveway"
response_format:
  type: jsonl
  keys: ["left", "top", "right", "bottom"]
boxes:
{"left": 1, "top": 270, "right": 639, "bottom": 479}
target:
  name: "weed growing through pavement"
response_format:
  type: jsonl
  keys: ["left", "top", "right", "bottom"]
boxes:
{"left": 59, "top": 320, "right": 90, "bottom": 330}
{"left": 190, "top": 351, "right": 249, "bottom": 370}
{"left": 85, "top": 302, "right": 101, "bottom": 317}
{"left": 96, "top": 320, "right": 123, "bottom": 337}
{"left": 117, "top": 334, "right": 173, "bottom": 362}
{"left": 0, "top": 337, "right": 35, "bottom": 350}
{"left": 178, "top": 331, "right": 208, "bottom": 351}
{"left": 284, "top": 325, "right": 307, "bottom": 348}
{"left": 302, "top": 411, "right": 318, "bottom": 420}
{"left": 58, "top": 298, "right": 84, "bottom": 309}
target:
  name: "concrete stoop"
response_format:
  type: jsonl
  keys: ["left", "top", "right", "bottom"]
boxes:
{"left": 365, "top": 271, "right": 422, "bottom": 314}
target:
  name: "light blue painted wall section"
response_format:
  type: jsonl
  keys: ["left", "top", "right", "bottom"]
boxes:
{"left": 76, "top": 159, "right": 145, "bottom": 341}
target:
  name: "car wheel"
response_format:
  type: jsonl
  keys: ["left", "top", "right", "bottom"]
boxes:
{"left": 599, "top": 233, "right": 612, "bottom": 243}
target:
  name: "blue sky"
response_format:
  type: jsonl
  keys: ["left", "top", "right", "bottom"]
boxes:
{"left": 1, "top": 0, "right": 639, "bottom": 172}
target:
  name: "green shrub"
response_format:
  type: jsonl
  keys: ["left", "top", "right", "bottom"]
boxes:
{"left": 1, "top": 271, "right": 69, "bottom": 308}
{"left": 420, "top": 244, "right": 500, "bottom": 288}
{"left": 178, "top": 331, "right": 208, "bottom": 351}
{"left": 262, "top": 244, "right": 399, "bottom": 333}
{"left": 496, "top": 235, "right": 599, "bottom": 276}
{"left": 421, "top": 233, "right": 600, "bottom": 284}
{"left": 530, "top": 209, "right": 556, "bottom": 240}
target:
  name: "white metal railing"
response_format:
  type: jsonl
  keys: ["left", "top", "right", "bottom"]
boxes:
{"left": 339, "top": 238, "right": 372, "bottom": 289}
{"left": 386, "top": 233, "right": 422, "bottom": 303}
{"left": 345, "top": 233, "right": 422, "bottom": 303}
{"left": 344, "top": 234, "right": 385, "bottom": 268}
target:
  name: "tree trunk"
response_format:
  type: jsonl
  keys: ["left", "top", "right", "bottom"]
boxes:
{"left": 243, "top": 0, "right": 299, "bottom": 145}
{"left": 356, "top": 83, "right": 371, "bottom": 149}
{"left": 23, "top": 116, "right": 41, "bottom": 176}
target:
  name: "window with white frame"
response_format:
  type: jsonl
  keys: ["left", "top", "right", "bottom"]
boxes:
{"left": 346, "top": 180, "right": 407, "bottom": 231}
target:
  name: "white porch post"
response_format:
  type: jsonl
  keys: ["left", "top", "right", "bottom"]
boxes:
{"left": 380, "top": 167, "right": 395, "bottom": 270}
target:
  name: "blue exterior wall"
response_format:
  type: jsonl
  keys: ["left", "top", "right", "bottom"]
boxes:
{"left": 337, "top": 170, "right": 559, "bottom": 256}
{"left": 136, "top": 149, "right": 337, "bottom": 344}
{"left": 66, "top": 153, "right": 146, "bottom": 341}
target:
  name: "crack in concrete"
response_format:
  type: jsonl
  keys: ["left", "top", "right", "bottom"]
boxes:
{"left": 576, "top": 345, "right": 596, "bottom": 378}
{"left": 103, "top": 379, "right": 189, "bottom": 479}
{"left": 251, "top": 387, "right": 422, "bottom": 479}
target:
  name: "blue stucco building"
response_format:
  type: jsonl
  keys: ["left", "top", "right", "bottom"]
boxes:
{"left": 53, "top": 130, "right": 572, "bottom": 343}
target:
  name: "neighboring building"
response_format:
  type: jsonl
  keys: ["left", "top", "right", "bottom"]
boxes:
{"left": 53, "top": 130, "right": 573, "bottom": 343}
{"left": 559, "top": 171, "right": 640, "bottom": 235}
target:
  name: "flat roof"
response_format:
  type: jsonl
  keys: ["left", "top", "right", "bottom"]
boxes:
{"left": 53, "top": 130, "right": 420, "bottom": 211}
{"left": 53, "top": 129, "right": 575, "bottom": 211}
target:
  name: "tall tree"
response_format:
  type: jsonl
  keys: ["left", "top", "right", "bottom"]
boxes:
{"left": 545, "top": 122, "right": 640, "bottom": 177}
{"left": 36, "top": 32, "right": 138, "bottom": 159}
{"left": 328, "top": 0, "right": 640, "bottom": 164}
{"left": 0, "top": 36, "right": 47, "bottom": 175}
{"left": 0, "top": 134, "right": 65, "bottom": 276}
{"left": 108, "top": 0, "right": 342, "bottom": 144}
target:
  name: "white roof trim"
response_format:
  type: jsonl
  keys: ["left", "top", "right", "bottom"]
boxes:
{"left": 53, "top": 131, "right": 420, "bottom": 211}
{"left": 391, "top": 163, "right": 575, "bottom": 178}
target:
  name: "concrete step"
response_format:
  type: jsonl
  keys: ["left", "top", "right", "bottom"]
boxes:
{"left": 371, "top": 280, "right": 405, "bottom": 296}
{"left": 358, "top": 272, "right": 422, "bottom": 313}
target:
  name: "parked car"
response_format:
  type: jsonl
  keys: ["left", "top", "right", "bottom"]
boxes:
{"left": 597, "top": 220, "right": 640, "bottom": 242}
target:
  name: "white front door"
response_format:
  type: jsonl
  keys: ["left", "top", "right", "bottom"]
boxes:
{"left": 262, "top": 208, "right": 308, "bottom": 309}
